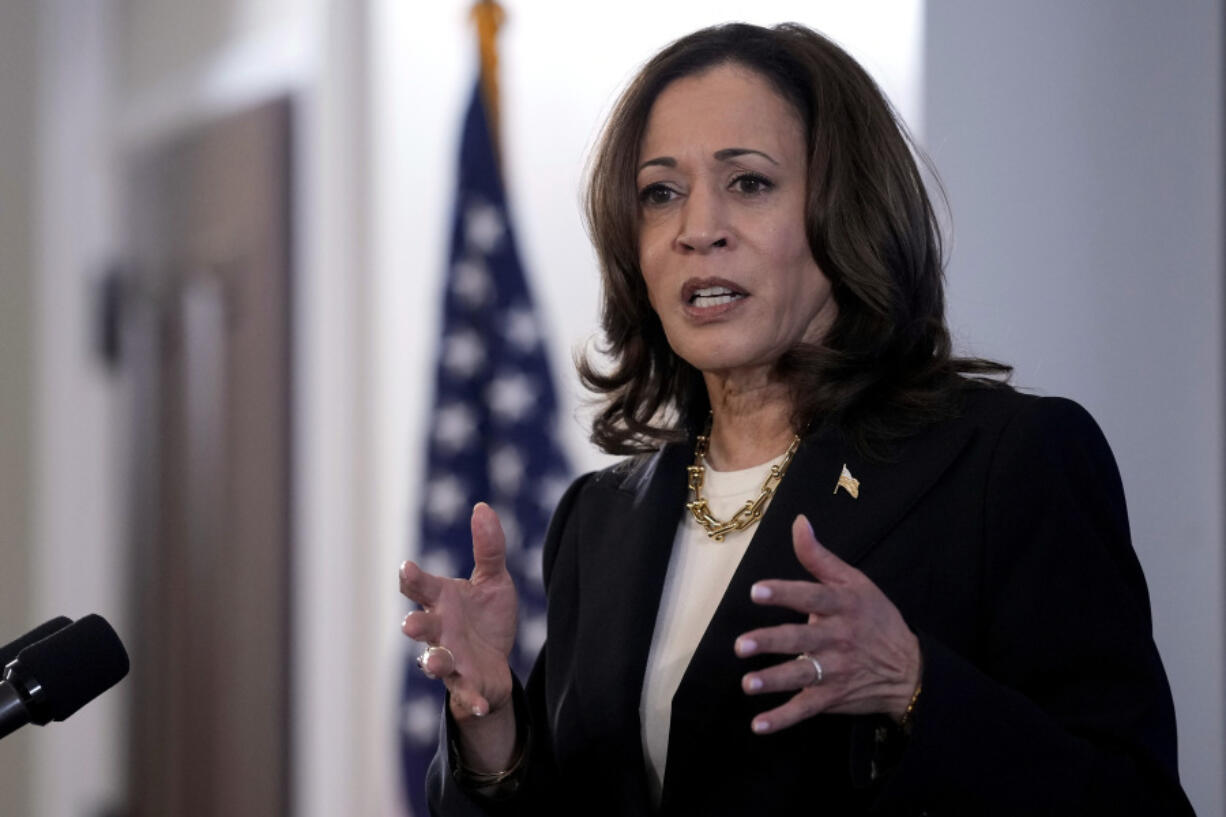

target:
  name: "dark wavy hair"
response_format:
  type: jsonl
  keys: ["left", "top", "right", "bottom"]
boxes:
{"left": 579, "top": 22, "right": 1009, "bottom": 456}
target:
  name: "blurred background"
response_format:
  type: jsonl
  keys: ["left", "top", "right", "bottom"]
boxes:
{"left": 0, "top": 1, "right": 1220, "bottom": 815}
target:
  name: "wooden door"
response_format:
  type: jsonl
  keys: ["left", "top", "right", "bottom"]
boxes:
{"left": 124, "top": 98, "right": 293, "bottom": 817}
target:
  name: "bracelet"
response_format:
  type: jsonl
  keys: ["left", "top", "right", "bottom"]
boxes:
{"left": 455, "top": 733, "right": 526, "bottom": 790}
{"left": 898, "top": 680, "right": 922, "bottom": 735}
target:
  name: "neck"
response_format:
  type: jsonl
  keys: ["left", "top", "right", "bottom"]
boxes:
{"left": 702, "top": 369, "right": 797, "bottom": 471}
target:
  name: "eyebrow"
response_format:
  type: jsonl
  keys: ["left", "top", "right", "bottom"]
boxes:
{"left": 636, "top": 147, "right": 780, "bottom": 173}
{"left": 714, "top": 148, "right": 778, "bottom": 164}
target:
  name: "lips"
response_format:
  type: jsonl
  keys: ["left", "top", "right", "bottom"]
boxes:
{"left": 680, "top": 277, "right": 749, "bottom": 321}
{"left": 682, "top": 277, "right": 748, "bottom": 306}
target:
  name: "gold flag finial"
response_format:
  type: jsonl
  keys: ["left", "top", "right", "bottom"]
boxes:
{"left": 471, "top": 0, "right": 506, "bottom": 159}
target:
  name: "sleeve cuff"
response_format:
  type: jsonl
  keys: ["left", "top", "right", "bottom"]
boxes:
{"left": 445, "top": 678, "right": 533, "bottom": 802}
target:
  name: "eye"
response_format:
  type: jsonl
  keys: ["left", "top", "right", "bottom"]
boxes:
{"left": 638, "top": 183, "right": 679, "bottom": 207}
{"left": 730, "top": 173, "right": 773, "bottom": 196}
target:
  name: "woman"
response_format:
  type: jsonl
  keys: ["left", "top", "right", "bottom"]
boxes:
{"left": 401, "top": 22, "right": 1192, "bottom": 815}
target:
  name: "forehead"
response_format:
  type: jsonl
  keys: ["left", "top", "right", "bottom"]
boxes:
{"left": 639, "top": 63, "right": 805, "bottom": 160}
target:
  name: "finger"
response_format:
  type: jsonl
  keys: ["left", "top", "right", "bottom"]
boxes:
{"left": 751, "top": 690, "right": 826, "bottom": 735}
{"left": 742, "top": 654, "right": 830, "bottom": 695}
{"left": 792, "top": 515, "right": 858, "bottom": 585}
{"left": 735, "top": 623, "right": 818, "bottom": 658}
{"left": 448, "top": 681, "right": 492, "bottom": 719}
{"left": 471, "top": 503, "right": 508, "bottom": 581}
{"left": 442, "top": 661, "right": 506, "bottom": 720}
{"left": 419, "top": 644, "right": 457, "bottom": 679}
{"left": 749, "top": 579, "right": 841, "bottom": 616}
{"left": 400, "top": 560, "right": 444, "bottom": 607}
{"left": 401, "top": 609, "right": 442, "bottom": 644}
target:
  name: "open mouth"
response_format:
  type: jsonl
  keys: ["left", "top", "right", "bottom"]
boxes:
{"left": 690, "top": 287, "right": 744, "bottom": 307}
{"left": 683, "top": 279, "right": 748, "bottom": 309}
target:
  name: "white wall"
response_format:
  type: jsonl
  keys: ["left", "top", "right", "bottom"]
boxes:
{"left": 0, "top": 3, "right": 39, "bottom": 815}
{"left": 26, "top": 4, "right": 129, "bottom": 816}
{"left": 926, "top": 3, "right": 1223, "bottom": 814}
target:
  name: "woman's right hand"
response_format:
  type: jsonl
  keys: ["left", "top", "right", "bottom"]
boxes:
{"left": 400, "top": 502, "right": 519, "bottom": 764}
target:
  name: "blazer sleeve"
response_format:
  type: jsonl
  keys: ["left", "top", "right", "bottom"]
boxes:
{"left": 425, "top": 472, "right": 592, "bottom": 816}
{"left": 871, "top": 397, "right": 1192, "bottom": 815}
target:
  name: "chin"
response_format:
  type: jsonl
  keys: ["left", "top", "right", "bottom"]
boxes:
{"left": 661, "top": 321, "right": 783, "bottom": 375}
{"left": 674, "top": 344, "right": 772, "bottom": 377}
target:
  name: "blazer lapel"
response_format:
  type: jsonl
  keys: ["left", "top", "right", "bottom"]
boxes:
{"left": 796, "top": 419, "right": 978, "bottom": 567}
{"left": 663, "top": 418, "right": 978, "bottom": 804}
{"left": 571, "top": 443, "right": 690, "bottom": 797}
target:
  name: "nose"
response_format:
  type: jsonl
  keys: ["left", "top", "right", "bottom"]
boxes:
{"left": 676, "top": 183, "right": 730, "bottom": 253}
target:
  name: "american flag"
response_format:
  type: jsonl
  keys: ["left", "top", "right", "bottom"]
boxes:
{"left": 398, "top": 80, "right": 571, "bottom": 816}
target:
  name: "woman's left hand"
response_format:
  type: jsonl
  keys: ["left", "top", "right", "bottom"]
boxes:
{"left": 735, "top": 514, "right": 922, "bottom": 735}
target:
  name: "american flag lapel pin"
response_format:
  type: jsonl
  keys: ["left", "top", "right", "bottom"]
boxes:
{"left": 834, "top": 464, "right": 860, "bottom": 499}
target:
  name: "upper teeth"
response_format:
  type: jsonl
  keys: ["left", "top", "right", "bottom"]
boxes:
{"left": 694, "top": 286, "right": 734, "bottom": 297}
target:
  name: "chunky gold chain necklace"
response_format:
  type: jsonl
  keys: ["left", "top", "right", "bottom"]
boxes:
{"left": 685, "top": 414, "right": 802, "bottom": 542}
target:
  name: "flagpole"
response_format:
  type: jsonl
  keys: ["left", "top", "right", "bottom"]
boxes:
{"left": 471, "top": 0, "right": 505, "bottom": 166}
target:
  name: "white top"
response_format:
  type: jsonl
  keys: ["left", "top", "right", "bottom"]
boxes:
{"left": 638, "top": 453, "right": 786, "bottom": 805}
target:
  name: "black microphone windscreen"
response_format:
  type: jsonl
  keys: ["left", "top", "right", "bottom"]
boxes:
{"left": 0, "top": 617, "right": 73, "bottom": 669}
{"left": 15, "top": 614, "right": 129, "bottom": 721}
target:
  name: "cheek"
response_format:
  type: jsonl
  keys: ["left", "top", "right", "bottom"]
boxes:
{"left": 803, "top": 267, "right": 834, "bottom": 314}
{"left": 774, "top": 234, "right": 833, "bottom": 330}
{"left": 770, "top": 229, "right": 822, "bottom": 298}
{"left": 637, "top": 234, "right": 669, "bottom": 309}
{"left": 781, "top": 226, "right": 815, "bottom": 274}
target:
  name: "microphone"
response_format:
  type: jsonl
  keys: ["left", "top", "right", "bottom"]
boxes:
{"left": 0, "top": 614, "right": 129, "bottom": 740}
{"left": 0, "top": 617, "right": 73, "bottom": 669}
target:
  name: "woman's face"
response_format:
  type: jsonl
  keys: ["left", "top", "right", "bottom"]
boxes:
{"left": 636, "top": 63, "right": 836, "bottom": 379}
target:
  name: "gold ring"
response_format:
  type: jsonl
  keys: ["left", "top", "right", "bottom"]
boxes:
{"left": 798, "top": 653, "right": 823, "bottom": 685}
{"left": 417, "top": 645, "right": 455, "bottom": 680}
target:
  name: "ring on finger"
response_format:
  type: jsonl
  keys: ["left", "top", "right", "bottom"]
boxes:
{"left": 797, "top": 652, "right": 823, "bottom": 686}
{"left": 417, "top": 644, "right": 455, "bottom": 681}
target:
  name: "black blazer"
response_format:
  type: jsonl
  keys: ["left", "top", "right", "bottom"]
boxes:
{"left": 429, "top": 386, "right": 1192, "bottom": 815}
